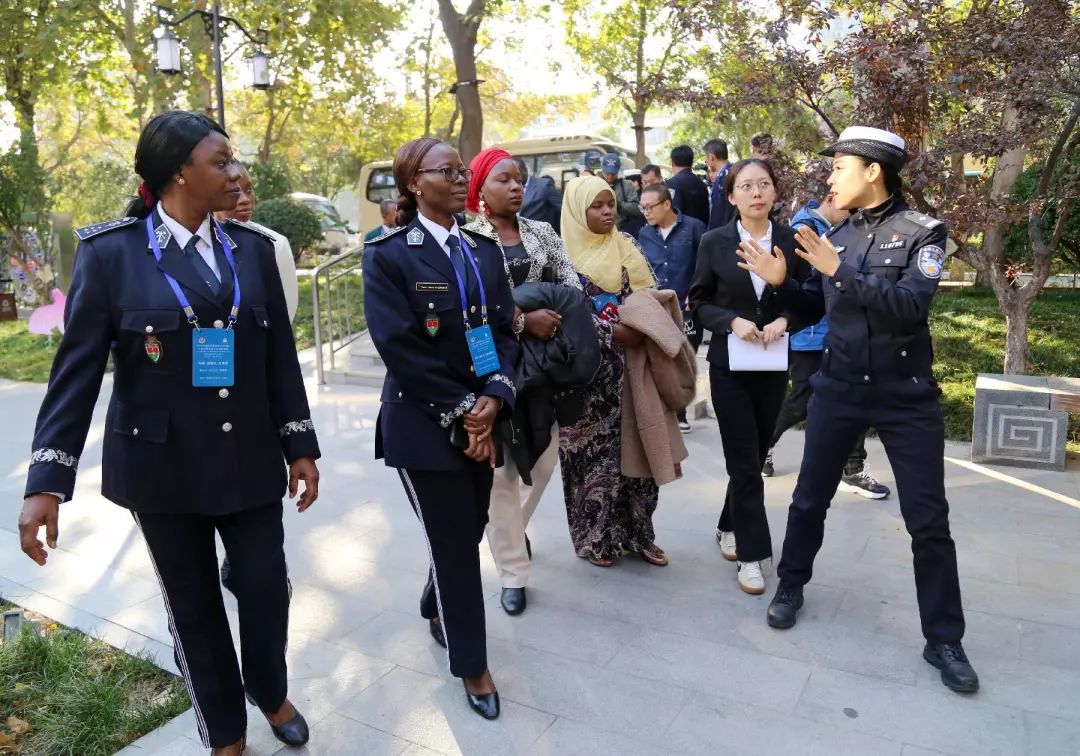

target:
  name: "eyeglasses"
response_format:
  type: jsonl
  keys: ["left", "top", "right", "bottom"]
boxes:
{"left": 639, "top": 199, "right": 669, "bottom": 213}
{"left": 416, "top": 166, "right": 473, "bottom": 183}
{"left": 734, "top": 180, "right": 774, "bottom": 193}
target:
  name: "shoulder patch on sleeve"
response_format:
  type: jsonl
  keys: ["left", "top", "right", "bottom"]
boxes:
{"left": 364, "top": 225, "right": 406, "bottom": 244}
{"left": 903, "top": 210, "right": 944, "bottom": 229}
{"left": 225, "top": 218, "right": 278, "bottom": 243}
{"left": 917, "top": 245, "right": 945, "bottom": 279}
{"left": 75, "top": 216, "right": 138, "bottom": 241}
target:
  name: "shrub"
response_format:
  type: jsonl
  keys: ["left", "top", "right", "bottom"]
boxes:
{"left": 251, "top": 199, "right": 322, "bottom": 262}
{"left": 249, "top": 159, "right": 294, "bottom": 201}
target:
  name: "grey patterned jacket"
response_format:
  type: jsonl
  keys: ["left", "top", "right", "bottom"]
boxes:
{"left": 464, "top": 215, "right": 582, "bottom": 291}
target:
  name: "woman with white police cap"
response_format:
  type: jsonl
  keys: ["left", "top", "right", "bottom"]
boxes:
{"left": 734, "top": 125, "right": 979, "bottom": 694}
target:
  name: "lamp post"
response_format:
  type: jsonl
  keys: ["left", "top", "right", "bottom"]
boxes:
{"left": 153, "top": 3, "right": 270, "bottom": 130}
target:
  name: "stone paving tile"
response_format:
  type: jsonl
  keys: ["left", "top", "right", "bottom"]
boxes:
{"left": 277, "top": 711, "right": 416, "bottom": 755}
{"left": 1019, "top": 618, "right": 1080, "bottom": 672}
{"left": 795, "top": 667, "right": 1026, "bottom": 756}
{"left": 336, "top": 666, "right": 556, "bottom": 755}
{"left": 530, "top": 716, "right": 684, "bottom": 756}
{"left": 20, "top": 558, "right": 162, "bottom": 619}
{"left": 280, "top": 633, "right": 396, "bottom": 723}
{"left": 1023, "top": 711, "right": 1080, "bottom": 756}
{"left": 493, "top": 645, "right": 690, "bottom": 746}
{"left": 662, "top": 692, "right": 904, "bottom": 756}
{"left": 862, "top": 533, "right": 1021, "bottom": 586}
{"left": 605, "top": 628, "right": 813, "bottom": 713}
{"left": 901, "top": 747, "right": 958, "bottom": 756}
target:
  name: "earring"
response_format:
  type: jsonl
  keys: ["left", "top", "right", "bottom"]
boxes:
{"left": 415, "top": 189, "right": 421, "bottom": 196}
{"left": 479, "top": 198, "right": 488, "bottom": 215}
{"left": 178, "top": 177, "right": 186, "bottom": 185}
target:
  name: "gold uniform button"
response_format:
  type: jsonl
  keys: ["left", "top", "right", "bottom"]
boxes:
{"left": 222, "top": 422, "right": 233, "bottom": 432}
{"left": 218, "top": 388, "right": 230, "bottom": 398}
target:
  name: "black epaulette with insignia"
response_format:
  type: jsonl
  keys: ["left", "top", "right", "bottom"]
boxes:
{"left": 364, "top": 226, "right": 406, "bottom": 244}
{"left": 75, "top": 216, "right": 139, "bottom": 241}
{"left": 225, "top": 218, "right": 278, "bottom": 243}
{"left": 903, "top": 210, "right": 943, "bottom": 229}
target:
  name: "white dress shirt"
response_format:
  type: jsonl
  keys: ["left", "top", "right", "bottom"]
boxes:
{"left": 158, "top": 204, "right": 222, "bottom": 281}
{"left": 416, "top": 210, "right": 462, "bottom": 260}
{"left": 737, "top": 220, "right": 772, "bottom": 300}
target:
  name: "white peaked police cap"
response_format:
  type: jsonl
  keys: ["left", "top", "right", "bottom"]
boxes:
{"left": 820, "top": 126, "right": 908, "bottom": 170}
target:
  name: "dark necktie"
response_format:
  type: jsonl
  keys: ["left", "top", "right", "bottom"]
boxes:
{"left": 184, "top": 236, "right": 220, "bottom": 295}
{"left": 446, "top": 234, "right": 473, "bottom": 296}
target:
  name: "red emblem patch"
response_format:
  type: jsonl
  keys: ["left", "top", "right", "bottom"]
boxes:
{"left": 425, "top": 314, "right": 440, "bottom": 336}
{"left": 145, "top": 335, "right": 162, "bottom": 363}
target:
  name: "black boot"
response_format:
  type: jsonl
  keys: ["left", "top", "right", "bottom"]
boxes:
{"left": 923, "top": 641, "right": 979, "bottom": 693}
{"left": 766, "top": 582, "right": 804, "bottom": 629}
{"left": 500, "top": 587, "right": 527, "bottom": 616}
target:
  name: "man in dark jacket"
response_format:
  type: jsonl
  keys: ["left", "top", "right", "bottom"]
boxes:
{"left": 516, "top": 158, "right": 562, "bottom": 233}
{"left": 705, "top": 138, "right": 733, "bottom": 230}
{"left": 666, "top": 145, "right": 710, "bottom": 225}
{"left": 600, "top": 153, "right": 645, "bottom": 236}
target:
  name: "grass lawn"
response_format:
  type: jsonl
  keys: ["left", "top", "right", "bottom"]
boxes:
{"left": 294, "top": 274, "right": 365, "bottom": 351}
{"left": 0, "top": 600, "right": 189, "bottom": 755}
{"left": 931, "top": 287, "right": 1080, "bottom": 451}
{"left": 0, "top": 321, "right": 57, "bottom": 383}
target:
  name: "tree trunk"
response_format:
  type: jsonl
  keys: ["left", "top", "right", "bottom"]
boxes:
{"left": 633, "top": 1, "right": 647, "bottom": 167}
{"left": 633, "top": 102, "right": 647, "bottom": 167}
{"left": 438, "top": 0, "right": 485, "bottom": 163}
{"left": 1002, "top": 299, "right": 1030, "bottom": 374}
{"left": 981, "top": 107, "right": 1027, "bottom": 272}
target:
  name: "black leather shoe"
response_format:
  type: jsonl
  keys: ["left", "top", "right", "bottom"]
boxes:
{"left": 924, "top": 641, "right": 980, "bottom": 693}
{"left": 244, "top": 695, "right": 309, "bottom": 747}
{"left": 463, "top": 680, "right": 500, "bottom": 720}
{"left": 500, "top": 587, "right": 526, "bottom": 616}
{"left": 429, "top": 618, "right": 447, "bottom": 649}
{"left": 767, "top": 582, "right": 804, "bottom": 629}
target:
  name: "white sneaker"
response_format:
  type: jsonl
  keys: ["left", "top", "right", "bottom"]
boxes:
{"left": 716, "top": 529, "right": 737, "bottom": 561}
{"left": 737, "top": 560, "right": 767, "bottom": 595}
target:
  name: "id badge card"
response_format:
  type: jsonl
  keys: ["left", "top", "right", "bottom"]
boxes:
{"left": 591, "top": 292, "right": 620, "bottom": 320}
{"left": 192, "top": 328, "right": 235, "bottom": 387}
{"left": 465, "top": 325, "right": 500, "bottom": 377}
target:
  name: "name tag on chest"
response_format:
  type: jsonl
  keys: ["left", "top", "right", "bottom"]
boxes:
{"left": 192, "top": 329, "right": 235, "bottom": 387}
{"left": 465, "top": 325, "right": 499, "bottom": 377}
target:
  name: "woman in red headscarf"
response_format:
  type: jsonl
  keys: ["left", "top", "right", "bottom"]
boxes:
{"left": 464, "top": 148, "right": 581, "bottom": 617}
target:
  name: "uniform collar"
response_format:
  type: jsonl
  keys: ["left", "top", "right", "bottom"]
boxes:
{"left": 852, "top": 194, "right": 904, "bottom": 229}
{"left": 157, "top": 203, "right": 213, "bottom": 252}
{"left": 416, "top": 210, "right": 460, "bottom": 253}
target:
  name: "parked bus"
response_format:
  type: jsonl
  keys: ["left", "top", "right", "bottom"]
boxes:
{"left": 351, "top": 135, "right": 641, "bottom": 236}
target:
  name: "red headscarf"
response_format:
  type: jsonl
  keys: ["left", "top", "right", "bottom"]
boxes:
{"left": 466, "top": 147, "right": 515, "bottom": 215}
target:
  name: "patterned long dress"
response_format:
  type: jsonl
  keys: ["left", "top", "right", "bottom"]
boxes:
{"left": 558, "top": 268, "right": 660, "bottom": 561}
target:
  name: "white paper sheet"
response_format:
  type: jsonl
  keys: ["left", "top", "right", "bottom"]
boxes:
{"left": 727, "top": 332, "right": 789, "bottom": 371}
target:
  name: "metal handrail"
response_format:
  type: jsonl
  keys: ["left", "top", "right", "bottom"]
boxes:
{"left": 310, "top": 245, "right": 364, "bottom": 384}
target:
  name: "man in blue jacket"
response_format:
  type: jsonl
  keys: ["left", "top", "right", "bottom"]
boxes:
{"left": 763, "top": 194, "right": 890, "bottom": 500}
{"left": 638, "top": 182, "right": 705, "bottom": 432}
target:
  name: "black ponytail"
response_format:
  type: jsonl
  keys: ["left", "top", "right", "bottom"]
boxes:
{"left": 124, "top": 110, "right": 229, "bottom": 218}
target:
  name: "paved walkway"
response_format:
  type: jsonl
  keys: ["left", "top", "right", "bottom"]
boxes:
{"left": 2, "top": 372, "right": 1080, "bottom": 756}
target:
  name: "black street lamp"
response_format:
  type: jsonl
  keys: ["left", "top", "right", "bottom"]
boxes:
{"left": 153, "top": 3, "right": 270, "bottom": 130}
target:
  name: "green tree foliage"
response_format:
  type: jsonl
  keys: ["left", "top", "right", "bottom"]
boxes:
{"left": 249, "top": 159, "right": 294, "bottom": 201}
{"left": 251, "top": 198, "right": 321, "bottom": 261}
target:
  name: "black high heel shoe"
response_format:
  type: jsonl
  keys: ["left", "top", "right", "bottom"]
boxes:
{"left": 246, "top": 694, "right": 310, "bottom": 746}
{"left": 463, "top": 679, "right": 500, "bottom": 720}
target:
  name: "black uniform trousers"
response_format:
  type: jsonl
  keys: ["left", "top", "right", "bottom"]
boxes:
{"left": 769, "top": 350, "right": 868, "bottom": 473}
{"left": 776, "top": 373, "right": 966, "bottom": 643}
{"left": 134, "top": 501, "right": 290, "bottom": 748}
{"left": 398, "top": 465, "right": 494, "bottom": 678}
{"left": 711, "top": 365, "right": 789, "bottom": 562}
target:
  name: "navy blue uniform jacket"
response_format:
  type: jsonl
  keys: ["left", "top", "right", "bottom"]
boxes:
{"left": 24, "top": 210, "right": 320, "bottom": 514}
{"left": 363, "top": 218, "right": 518, "bottom": 471}
{"left": 770, "top": 197, "right": 948, "bottom": 384}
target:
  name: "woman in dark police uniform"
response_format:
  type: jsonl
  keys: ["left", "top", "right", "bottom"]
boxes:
{"left": 17, "top": 111, "right": 321, "bottom": 755}
{"left": 736, "top": 125, "right": 979, "bottom": 694}
{"left": 362, "top": 138, "right": 518, "bottom": 720}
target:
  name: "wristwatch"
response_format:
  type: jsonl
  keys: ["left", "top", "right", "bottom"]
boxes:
{"left": 513, "top": 312, "right": 526, "bottom": 335}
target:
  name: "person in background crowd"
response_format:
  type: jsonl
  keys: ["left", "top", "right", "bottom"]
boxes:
{"left": 750, "top": 131, "right": 798, "bottom": 224}
{"left": 762, "top": 192, "right": 891, "bottom": 500}
{"left": 599, "top": 153, "right": 645, "bottom": 237}
{"left": 666, "top": 145, "right": 710, "bottom": 225}
{"left": 625, "top": 169, "right": 643, "bottom": 197}
{"left": 516, "top": 157, "right": 563, "bottom": 233}
{"left": 737, "top": 125, "right": 978, "bottom": 694}
{"left": 689, "top": 158, "right": 810, "bottom": 596}
{"left": 637, "top": 182, "right": 705, "bottom": 432}
{"left": 641, "top": 164, "right": 666, "bottom": 189}
{"left": 365, "top": 198, "right": 399, "bottom": 242}
{"left": 18, "top": 111, "right": 320, "bottom": 755}
{"left": 558, "top": 175, "right": 667, "bottom": 568}
{"left": 705, "top": 138, "right": 733, "bottom": 231}
{"left": 464, "top": 147, "right": 580, "bottom": 617}
{"left": 363, "top": 137, "right": 518, "bottom": 720}
{"left": 214, "top": 162, "right": 299, "bottom": 321}
{"left": 581, "top": 168, "right": 595, "bottom": 177}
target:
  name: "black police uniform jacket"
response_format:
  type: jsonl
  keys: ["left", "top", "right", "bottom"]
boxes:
{"left": 24, "top": 210, "right": 321, "bottom": 514}
{"left": 770, "top": 196, "right": 948, "bottom": 384}
{"left": 362, "top": 218, "right": 518, "bottom": 471}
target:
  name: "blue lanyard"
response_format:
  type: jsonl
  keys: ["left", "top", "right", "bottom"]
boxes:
{"left": 145, "top": 211, "right": 241, "bottom": 330}
{"left": 450, "top": 232, "right": 488, "bottom": 329}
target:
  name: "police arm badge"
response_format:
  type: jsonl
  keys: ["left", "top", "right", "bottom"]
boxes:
{"left": 916, "top": 245, "right": 945, "bottom": 279}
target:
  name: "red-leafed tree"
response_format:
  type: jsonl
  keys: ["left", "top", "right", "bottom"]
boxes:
{"left": 671, "top": 0, "right": 1079, "bottom": 374}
